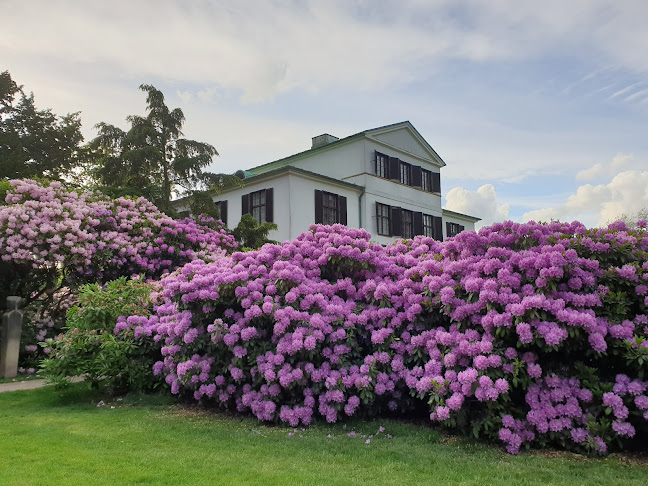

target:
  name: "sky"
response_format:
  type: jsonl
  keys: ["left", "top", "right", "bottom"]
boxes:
{"left": 2, "top": 0, "right": 647, "bottom": 229}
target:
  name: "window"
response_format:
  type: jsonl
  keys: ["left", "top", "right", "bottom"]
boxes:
{"left": 402, "top": 210, "right": 413, "bottom": 239}
{"left": 423, "top": 214, "right": 434, "bottom": 238}
{"left": 374, "top": 151, "right": 439, "bottom": 192}
{"left": 251, "top": 190, "right": 266, "bottom": 223}
{"left": 375, "top": 152, "right": 388, "bottom": 178}
{"left": 242, "top": 189, "right": 274, "bottom": 224}
{"left": 421, "top": 169, "right": 432, "bottom": 192}
{"left": 322, "top": 192, "right": 338, "bottom": 225}
{"left": 399, "top": 162, "right": 412, "bottom": 186}
{"left": 376, "top": 205, "right": 444, "bottom": 241}
{"left": 315, "top": 190, "right": 347, "bottom": 225}
{"left": 446, "top": 222, "right": 464, "bottom": 238}
{"left": 214, "top": 200, "right": 228, "bottom": 226}
{"left": 376, "top": 203, "right": 391, "bottom": 236}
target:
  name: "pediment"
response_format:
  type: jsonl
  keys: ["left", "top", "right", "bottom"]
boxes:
{"left": 365, "top": 122, "right": 446, "bottom": 167}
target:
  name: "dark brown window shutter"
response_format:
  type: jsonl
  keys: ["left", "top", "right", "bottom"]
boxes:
{"left": 265, "top": 188, "right": 274, "bottom": 223}
{"left": 390, "top": 207, "right": 402, "bottom": 236}
{"left": 220, "top": 201, "right": 228, "bottom": 226}
{"left": 375, "top": 203, "right": 381, "bottom": 231}
{"left": 314, "top": 190, "right": 323, "bottom": 224}
{"left": 413, "top": 212, "right": 423, "bottom": 236}
{"left": 459, "top": 224, "right": 465, "bottom": 233}
{"left": 338, "top": 195, "right": 347, "bottom": 225}
{"left": 432, "top": 172, "right": 441, "bottom": 193}
{"left": 433, "top": 217, "right": 443, "bottom": 241}
{"left": 241, "top": 194, "right": 250, "bottom": 215}
{"left": 389, "top": 157, "right": 400, "bottom": 181}
{"left": 411, "top": 166, "right": 422, "bottom": 188}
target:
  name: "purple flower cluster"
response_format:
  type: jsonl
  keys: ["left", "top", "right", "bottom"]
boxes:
{"left": 0, "top": 179, "right": 236, "bottom": 284}
{"left": 123, "top": 219, "right": 647, "bottom": 454}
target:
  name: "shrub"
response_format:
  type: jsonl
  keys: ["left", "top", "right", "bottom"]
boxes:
{"left": 0, "top": 179, "right": 238, "bottom": 368}
{"left": 41, "top": 277, "right": 164, "bottom": 393}
{"left": 0, "top": 179, "right": 237, "bottom": 312}
{"left": 126, "top": 221, "right": 648, "bottom": 454}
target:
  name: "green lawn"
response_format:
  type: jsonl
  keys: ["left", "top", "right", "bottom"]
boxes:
{"left": 0, "top": 385, "right": 646, "bottom": 486}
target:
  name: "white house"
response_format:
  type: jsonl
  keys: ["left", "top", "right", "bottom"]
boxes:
{"left": 179, "top": 121, "right": 479, "bottom": 244}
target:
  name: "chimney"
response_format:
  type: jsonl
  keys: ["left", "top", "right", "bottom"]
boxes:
{"left": 311, "top": 133, "right": 339, "bottom": 149}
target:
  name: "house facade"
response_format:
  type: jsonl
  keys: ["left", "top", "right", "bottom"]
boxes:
{"left": 180, "top": 121, "right": 479, "bottom": 244}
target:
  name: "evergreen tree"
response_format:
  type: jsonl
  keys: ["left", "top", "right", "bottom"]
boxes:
{"left": 89, "top": 84, "right": 239, "bottom": 213}
{"left": 0, "top": 71, "right": 83, "bottom": 180}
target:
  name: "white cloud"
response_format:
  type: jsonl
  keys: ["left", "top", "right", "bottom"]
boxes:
{"left": 575, "top": 163, "right": 605, "bottom": 181}
{"left": 444, "top": 184, "right": 509, "bottom": 229}
{"left": 176, "top": 91, "right": 193, "bottom": 104}
{"left": 611, "top": 153, "right": 633, "bottom": 168}
{"left": 523, "top": 169, "right": 648, "bottom": 227}
{"left": 575, "top": 153, "right": 634, "bottom": 182}
{"left": 3, "top": 0, "right": 648, "bottom": 107}
{"left": 2, "top": 0, "right": 646, "bottom": 192}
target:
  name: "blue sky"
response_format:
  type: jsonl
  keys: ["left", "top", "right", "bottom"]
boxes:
{"left": 3, "top": 0, "right": 647, "bottom": 228}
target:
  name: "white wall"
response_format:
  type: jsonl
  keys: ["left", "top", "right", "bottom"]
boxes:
{"left": 214, "top": 175, "right": 291, "bottom": 243}
{"left": 286, "top": 173, "right": 361, "bottom": 238}
{"left": 211, "top": 170, "right": 362, "bottom": 243}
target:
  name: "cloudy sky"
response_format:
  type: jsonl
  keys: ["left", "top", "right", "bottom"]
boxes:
{"left": 3, "top": 0, "right": 647, "bottom": 228}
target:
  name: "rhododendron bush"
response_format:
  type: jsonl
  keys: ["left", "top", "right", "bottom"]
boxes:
{"left": 0, "top": 179, "right": 237, "bottom": 365}
{"left": 126, "top": 220, "right": 648, "bottom": 454}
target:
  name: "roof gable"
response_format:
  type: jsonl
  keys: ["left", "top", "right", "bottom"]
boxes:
{"left": 247, "top": 121, "right": 445, "bottom": 175}
{"left": 365, "top": 121, "right": 446, "bottom": 167}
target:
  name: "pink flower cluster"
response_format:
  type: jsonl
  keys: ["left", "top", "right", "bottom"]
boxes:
{"left": 0, "top": 179, "right": 236, "bottom": 283}
{"left": 125, "top": 219, "right": 647, "bottom": 454}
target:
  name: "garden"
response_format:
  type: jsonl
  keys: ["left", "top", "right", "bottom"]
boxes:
{"left": 1, "top": 178, "right": 648, "bottom": 483}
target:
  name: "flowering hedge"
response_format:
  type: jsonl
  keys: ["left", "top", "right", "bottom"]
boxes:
{"left": 125, "top": 220, "right": 648, "bottom": 454}
{"left": 0, "top": 179, "right": 237, "bottom": 365}
{"left": 0, "top": 179, "right": 236, "bottom": 288}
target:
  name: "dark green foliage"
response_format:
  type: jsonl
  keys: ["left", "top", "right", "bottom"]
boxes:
{"left": 40, "top": 278, "right": 162, "bottom": 393}
{"left": 232, "top": 213, "right": 278, "bottom": 249}
{"left": 189, "top": 189, "right": 222, "bottom": 221}
{"left": 0, "top": 71, "right": 84, "bottom": 180}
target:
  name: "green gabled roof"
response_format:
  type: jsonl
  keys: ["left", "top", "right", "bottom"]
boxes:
{"left": 241, "top": 165, "right": 364, "bottom": 192}
{"left": 247, "top": 121, "right": 445, "bottom": 175}
{"left": 170, "top": 166, "right": 363, "bottom": 208}
{"left": 247, "top": 132, "right": 364, "bottom": 175}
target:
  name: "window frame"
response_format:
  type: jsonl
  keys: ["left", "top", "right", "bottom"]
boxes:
{"left": 399, "top": 161, "right": 412, "bottom": 186}
{"left": 421, "top": 169, "right": 432, "bottom": 192}
{"left": 322, "top": 191, "right": 339, "bottom": 225}
{"left": 242, "top": 188, "right": 273, "bottom": 225}
{"left": 375, "top": 152, "right": 388, "bottom": 178}
{"left": 423, "top": 214, "right": 434, "bottom": 238}
{"left": 250, "top": 189, "right": 267, "bottom": 224}
{"left": 401, "top": 209, "right": 414, "bottom": 239}
{"left": 446, "top": 222, "right": 464, "bottom": 238}
{"left": 376, "top": 202, "right": 391, "bottom": 236}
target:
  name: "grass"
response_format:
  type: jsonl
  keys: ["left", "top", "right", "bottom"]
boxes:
{"left": 0, "top": 384, "right": 646, "bottom": 486}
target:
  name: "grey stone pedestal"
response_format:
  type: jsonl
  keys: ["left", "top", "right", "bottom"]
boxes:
{"left": 1, "top": 297, "right": 24, "bottom": 378}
